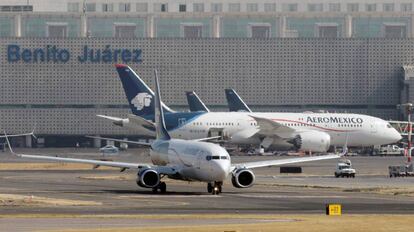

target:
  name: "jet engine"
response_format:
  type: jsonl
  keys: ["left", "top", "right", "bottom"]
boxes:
{"left": 136, "top": 168, "right": 160, "bottom": 188}
{"left": 289, "top": 131, "right": 331, "bottom": 152}
{"left": 231, "top": 169, "right": 255, "bottom": 188}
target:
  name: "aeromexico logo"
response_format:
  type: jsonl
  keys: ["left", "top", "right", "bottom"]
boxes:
{"left": 6, "top": 44, "right": 142, "bottom": 63}
{"left": 131, "top": 93, "right": 152, "bottom": 110}
{"left": 306, "top": 116, "right": 364, "bottom": 124}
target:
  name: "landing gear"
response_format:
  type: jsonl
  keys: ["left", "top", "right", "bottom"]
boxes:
{"left": 152, "top": 182, "right": 167, "bottom": 194}
{"left": 208, "top": 182, "right": 223, "bottom": 195}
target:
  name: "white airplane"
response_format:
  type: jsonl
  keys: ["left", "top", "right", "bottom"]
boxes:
{"left": 4, "top": 70, "right": 345, "bottom": 195}
{"left": 99, "top": 65, "right": 402, "bottom": 153}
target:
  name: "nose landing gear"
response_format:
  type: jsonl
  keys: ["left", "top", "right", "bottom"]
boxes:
{"left": 207, "top": 182, "right": 223, "bottom": 195}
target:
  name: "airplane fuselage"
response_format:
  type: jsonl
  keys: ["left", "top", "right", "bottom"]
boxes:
{"left": 150, "top": 139, "right": 231, "bottom": 182}
{"left": 147, "top": 112, "right": 401, "bottom": 148}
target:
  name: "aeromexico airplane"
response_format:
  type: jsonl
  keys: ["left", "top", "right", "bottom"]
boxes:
{"left": 98, "top": 64, "right": 402, "bottom": 153}
{"left": 5, "top": 70, "right": 345, "bottom": 194}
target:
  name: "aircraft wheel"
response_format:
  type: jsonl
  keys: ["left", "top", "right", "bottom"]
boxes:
{"left": 211, "top": 182, "right": 223, "bottom": 195}
{"left": 159, "top": 182, "right": 167, "bottom": 193}
{"left": 207, "top": 183, "right": 213, "bottom": 193}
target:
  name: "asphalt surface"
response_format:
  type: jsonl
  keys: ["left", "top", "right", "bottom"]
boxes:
{"left": 0, "top": 148, "right": 413, "bottom": 213}
{"left": 1, "top": 148, "right": 414, "bottom": 231}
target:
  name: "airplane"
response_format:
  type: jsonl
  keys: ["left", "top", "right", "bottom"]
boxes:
{"left": 3, "top": 70, "right": 345, "bottom": 195}
{"left": 186, "top": 91, "right": 209, "bottom": 112}
{"left": 98, "top": 64, "right": 402, "bottom": 153}
{"left": 225, "top": 88, "right": 252, "bottom": 113}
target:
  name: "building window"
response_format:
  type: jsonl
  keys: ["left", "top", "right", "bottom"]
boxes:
{"left": 1, "top": 5, "right": 33, "bottom": 12}
{"left": 211, "top": 3, "right": 222, "bottom": 12}
{"left": 283, "top": 3, "right": 298, "bottom": 12}
{"left": 316, "top": 23, "right": 338, "bottom": 38}
{"left": 401, "top": 3, "right": 412, "bottom": 12}
{"left": 228, "top": 3, "right": 240, "bottom": 12}
{"left": 119, "top": 3, "right": 131, "bottom": 12}
{"left": 114, "top": 24, "right": 136, "bottom": 38}
{"left": 329, "top": 3, "right": 341, "bottom": 12}
{"left": 249, "top": 23, "right": 271, "bottom": 38}
{"left": 308, "top": 3, "right": 323, "bottom": 12}
{"left": 347, "top": 3, "right": 359, "bottom": 12}
{"left": 193, "top": 3, "right": 204, "bottom": 12}
{"left": 383, "top": 23, "right": 407, "bottom": 38}
{"left": 102, "top": 3, "right": 113, "bottom": 12}
{"left": 85, "top": 3, "right": 96, "bottom": 12}
{"left": 47, "top": 23, "right": 68, "bottom": 38}
{"left": 154, "top": 3, "right": 168, "bottom": 12}
{"left": 264, "top": 3, "right": 276, "bottom": 12}
{"left": 136, "top": 3, "right": 148, "bottom": 12}
{"left": 365, "top": 4, "right": 376, "bottom": 12}
{"left": 179, "top": 4, "right": 186, "bottom": 12}
{"left": 67, "top": 3, "right": 79, "bottom": 12}
{"left": 246, "top": 3, "right": 258, "bottom": 12}
{"left": 181, "top": 23, "right": 203, "bottom": 38}
{"left": 383, "top": 3, "right": 394, "bottom": 12}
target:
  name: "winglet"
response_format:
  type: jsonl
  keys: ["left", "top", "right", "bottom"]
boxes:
{"left": 154, "top": 70, "right": 171, "bottom": 140}
{"left": 3, "top": 131, "right": 20, "bottom": 157}
{"left": 31, "top": 124, "right": 37, "bottom": 139}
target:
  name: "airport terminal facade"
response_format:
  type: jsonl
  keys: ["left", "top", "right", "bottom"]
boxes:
{"left": 2, "top": 0, "right": 414, "bottom": 146}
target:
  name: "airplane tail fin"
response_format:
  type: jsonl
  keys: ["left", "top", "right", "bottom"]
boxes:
{"left": 225, "top": 89, "right": 252, "bottom": 112}
{"left": 153, "top": 70, "right": 171, "bottom": 141}
{"left": 115, "top": 64, "right": 174, "bottom": 117}
{"left": 186, "top": 91, "right": 210, "bottom": 112}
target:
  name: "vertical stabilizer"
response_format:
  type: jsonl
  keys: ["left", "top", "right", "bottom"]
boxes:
{"left": 153, "top": 70, "right": 171, "bottom": 140}
{"left": 186, "top": 91, "right": 210, "bottom": 112}
{"left": 225, "top": 89, "right": 252, "bottom": 112}
{"left": 115, "top": 64, "right": 174, "bottom": 117}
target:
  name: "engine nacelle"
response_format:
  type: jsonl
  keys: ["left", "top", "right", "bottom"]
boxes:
{"left": 231, "top": 169, "right": 255, "bottom": 188}
{"left": 136, "top": 168, "right": 160, "bottom": 188}
{"left": 289, "top": 131, "right": 331, "bottom": 152}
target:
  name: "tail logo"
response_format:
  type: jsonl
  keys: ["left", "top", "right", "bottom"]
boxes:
{"left": 131, "top": 93, "right": 152, "bottom": 110}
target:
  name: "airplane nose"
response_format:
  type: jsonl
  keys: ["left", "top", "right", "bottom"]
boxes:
{"left": 213, "top": 161, "right": 230, "bottom": 180}
{"left": 393, "top": 130, "right": 402, "bottom": 142}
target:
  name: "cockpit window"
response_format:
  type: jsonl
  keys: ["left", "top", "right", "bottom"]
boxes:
{"left": 386, "top": 124, "right": 392, "bottom": 128}
{"left": 206, "top": 156, "right": 211, "bottom": 161}
{"left": 211, "top": 156, "right": 220, "bottom": 159}
{"left": 220, "top": 156, "right": 228, "bottom": 160}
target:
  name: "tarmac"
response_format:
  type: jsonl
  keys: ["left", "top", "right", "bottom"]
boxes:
{"left": 1, "top": 148, "right": 414, "bottom": 231}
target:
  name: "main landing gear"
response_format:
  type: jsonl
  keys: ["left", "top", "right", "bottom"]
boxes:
{"left": 152, "top": 182, "right": 167, "bottom": 194}
{"left": 207, "top": 182, "right": 223, "bottom": 195}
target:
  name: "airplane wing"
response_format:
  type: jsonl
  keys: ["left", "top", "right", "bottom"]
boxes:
{"left": 0, "top": 132, "right": 34, "bottom": 138}
{"left": 193, "top": 136, "right": 222, "bottom": 142}
{"left": 127, "top": 114, "right": 155, "bottom": 131}
{"left": 97, "top": 114, "right": 123, "bottom": 122}
{"left": 4, "top": 135, "right": 176, "bottom": 174}
{"left": 85, "top": 135, "right": 151, "bottom": 146}
{"left": 232, "top": 148, "right": 347, "bottom": 170}
{"left": 250, "top": 115, "right": 295, "bottom": 136}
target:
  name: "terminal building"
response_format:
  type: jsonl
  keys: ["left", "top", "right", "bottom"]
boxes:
{"left": 1, "top": 0, "right": 414, "bottom": 147}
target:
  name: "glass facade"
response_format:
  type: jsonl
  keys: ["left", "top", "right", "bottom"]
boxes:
{"left": 353, "top": 17, "right": 411, "bottom": 38}
{"left": 155, "top": 18, "right": 212, "bottom": 37}
{"left": 0, "top": 17, "right": 14, "bottom": 37}
{"left": 221, "top": 17, "right": 278, "bottom": 38}
{"left": 22, "top": 15, "right": 81, "bottom": 37}
{"left": 88, "top": 17, "right": 146, "bottom": 37}
{"left": 286, "top": 17, "right": 344, "bottom": 37}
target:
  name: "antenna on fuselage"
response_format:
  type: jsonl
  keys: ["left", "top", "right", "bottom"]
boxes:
{"left": 154, "top": 70, "right": 171, "bottom": 141}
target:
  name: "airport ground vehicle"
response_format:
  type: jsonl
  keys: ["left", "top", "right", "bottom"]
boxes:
{"left": 335, "top": 159, "right": 356, "bottom": 178}
{"left": 373, "top": 145, "right": 404, "bottom": 156}
{"left": 99, "top": 145, "right": 119, "bottom": 155}
{"left": 389, "top": 163, "right": 414, "bottom": 177}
